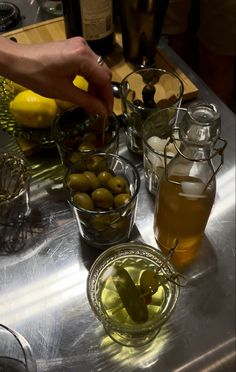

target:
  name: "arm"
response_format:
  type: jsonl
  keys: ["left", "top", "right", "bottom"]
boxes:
{"left": 0, "top": 36, "right": 113, "bottom": 116}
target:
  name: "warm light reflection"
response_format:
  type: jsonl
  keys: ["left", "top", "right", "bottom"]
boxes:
{"left": 0, "top": 263, "right": 88, "bottom": 325}
{"left": 174, "top": 337, "right": 235, "bottom": 371}
{"left": 96, "top": 323, "right": 169, "bottom": 371}
{"left": 211, "top": 167, "right": 235, "bottom": 219}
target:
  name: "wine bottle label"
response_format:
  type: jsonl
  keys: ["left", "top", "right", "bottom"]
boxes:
{"left": 80, "top": 0, "right": 113, "bottom": 41}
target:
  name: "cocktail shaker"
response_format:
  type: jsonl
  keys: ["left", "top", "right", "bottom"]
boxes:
{"left": 118, "top": 0, "right": 169, "bottom": 67}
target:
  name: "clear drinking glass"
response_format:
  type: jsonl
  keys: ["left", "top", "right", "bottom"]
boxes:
{"left": 142, "top": 107, "right": 186, "bottom": 195}
{"left": 52, "top": 106, "right": 120, "bottom": 168}
{"left": 0, "top": 324, "right": 36, "bottom": 372}
{"left": 120, "top": 68, "right": 184, "bottom": 155}
{"left": 87, "top": 242, "right": 180, "bottom": 347}
{"left": 65, "top": 153, "right": 140, "bottom": 249}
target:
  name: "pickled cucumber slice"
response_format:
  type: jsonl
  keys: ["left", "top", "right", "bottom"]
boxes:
{"left": 112, "top": 265, "right": 148, "bottom": 323}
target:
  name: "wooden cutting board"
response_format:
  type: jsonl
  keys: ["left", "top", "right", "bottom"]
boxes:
{"left": 3, "top": 17, "right": 198, "bottom": 108}
{"left": 3, "top": 17, "right": 198, "bottom": 155}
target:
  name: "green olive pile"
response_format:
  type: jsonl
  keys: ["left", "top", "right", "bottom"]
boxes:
{"left": 55, "top": 107, "right": 118, "bottom": 166}
{"left": 67, "top": 168, "right": 132, "bottom": 212}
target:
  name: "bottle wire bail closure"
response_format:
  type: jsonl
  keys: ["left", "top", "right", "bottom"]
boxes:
{"left": 163, "top": 126, "right": 228, "bottom": 191}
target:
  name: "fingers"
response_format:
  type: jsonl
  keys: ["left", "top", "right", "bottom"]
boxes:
{"left": 62, "top": 81, "right": 110, "bottom": 116}
{"left": 83, "top": 59, "right": 113, "bottom": 115}
{"left": 72, "top": 38, "right": 114, "bottom": 114}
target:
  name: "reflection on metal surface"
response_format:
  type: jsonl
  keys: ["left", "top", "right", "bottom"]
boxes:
{"left": 210, "top": 167, "right": 236, "bottom": 219}
{"left": 0, "top": 264, "right": 87, "bottom": 324}
{"left": 175, "top": 337, "right": 235, "bottom": 372}
{"left": 97, "top": 324, "right": 169, "bottom": 370}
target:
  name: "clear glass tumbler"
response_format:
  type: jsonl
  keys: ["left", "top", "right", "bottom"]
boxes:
{"left": 65, "top": 153, "right": 140, "bottom": 249}
{"left": 142, "top": 107, "right": 186, "bottom": 195}
{"left": 120, "top": 68, "right": 184, "bottom": 155}
{"left": 87, "top": 242, "right": 180, "bottom": 347}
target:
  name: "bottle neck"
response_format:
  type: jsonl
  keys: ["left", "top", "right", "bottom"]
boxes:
{"left": 179, "top": 142, "right": 212, "bottom": 162}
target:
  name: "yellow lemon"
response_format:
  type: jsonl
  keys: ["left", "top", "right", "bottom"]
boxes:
{"left": 56, "top": 75, "right": 89, "bottom": 110}
{"left": 73, "top": 75, "right": 88, "bottom": 91}
{"left": 9, "top": 90, "right": 59, "bottom": 129}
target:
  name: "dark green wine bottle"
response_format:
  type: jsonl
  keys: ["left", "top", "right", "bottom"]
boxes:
{"left": 62, "top": 0, "right": 114, "bottom": 57}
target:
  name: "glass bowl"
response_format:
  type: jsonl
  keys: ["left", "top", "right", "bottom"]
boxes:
{"left": 87, "top": 242, "right": 180, "bottom": 347}
{"left": 0, "top": 77, "right": 55, "bottom": 148}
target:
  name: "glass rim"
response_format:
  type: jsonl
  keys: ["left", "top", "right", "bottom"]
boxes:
{"left": 87, "top": 242, "right": 180, "bottom": 334}
{"left": 120, "top": 67, "right": 184, "bottom": 108}
{"left": 52, "top": 108, "right": 120, "bottom": 146}
{"left": 0, "top": 323, "right": 36, "bottom": 372}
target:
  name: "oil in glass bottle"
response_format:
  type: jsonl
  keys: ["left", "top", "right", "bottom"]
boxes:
{"left": 154, "top": 102, "right": 227, "bottom": 263}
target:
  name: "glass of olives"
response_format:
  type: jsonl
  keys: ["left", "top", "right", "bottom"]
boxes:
{"left": 65, "top": 153, "right": 140, "bottom": 249}
{"left": 87, "top": 242, "right": 180, "bottom": 347}
{"left": 120, "top": 68, "right": 184, "bottom": 155}
{"left": 52, "top": 106, "right": 120, "bottom": 167}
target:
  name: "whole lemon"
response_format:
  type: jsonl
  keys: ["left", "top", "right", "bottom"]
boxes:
{"left": 56, "top": 75, "right": 89, "bottom": 110}
{"left": 9, "top": 90, "right": 59, "bottom": 128}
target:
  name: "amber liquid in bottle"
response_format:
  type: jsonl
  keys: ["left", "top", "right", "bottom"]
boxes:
{"left": 154, "top": 174, "right": 215, "bottom": 262}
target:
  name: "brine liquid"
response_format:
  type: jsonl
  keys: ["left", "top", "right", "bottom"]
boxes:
{"left": 100, "top": 258, "right": 168, "bottom": 327}
{"left": 154, "top": 175, "right": 215, "bottom": 257}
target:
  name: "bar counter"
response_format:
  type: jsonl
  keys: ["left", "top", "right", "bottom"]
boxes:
{"left": 0, "top": 22, "right": 235, "bottom": 372}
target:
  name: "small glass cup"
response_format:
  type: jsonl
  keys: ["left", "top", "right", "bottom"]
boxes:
{"left": 0, "top": 324, "right": 36, "bottom": 372}
{"left": 120, "top": 68, "right": 184, "bottom": 155}
{"left": 87, "top": 242, "right": 180, "bottom": 347}
{"left": 65, "top": 153, "right": 140, "bottom": 249}
{"left": 142, "top": 107, "right": 185, "bottom": 195}
{"left": 52, "top": 106, "right": 120, "bottom": 168}
{"left": 0, "top": 153, "right": 31, "bottom": 252}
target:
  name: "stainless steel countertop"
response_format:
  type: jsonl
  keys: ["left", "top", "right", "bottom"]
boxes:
{"left": 0, "top": 44, "right": 235, "bottom": 371}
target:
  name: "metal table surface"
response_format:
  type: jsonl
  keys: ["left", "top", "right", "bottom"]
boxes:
{"left": 0, "top": 44, "right": 235, "bottom": 371}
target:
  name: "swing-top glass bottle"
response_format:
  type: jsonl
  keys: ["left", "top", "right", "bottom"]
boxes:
{"left": 154, "top": 102, "right": 227, "bottom": 257}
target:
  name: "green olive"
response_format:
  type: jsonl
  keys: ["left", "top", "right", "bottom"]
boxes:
{"left": 83, "top": 171, "right": 101, "bottom": 190}
{"left": 114, "top": 193, "right": 132, "bottom": 208}
{"left": 92, "top": 214, "right": 110, "bottom": 231}
{"left": 68, "top": 152, "right": 82, "bottom": 164}
{"left": 67, "top": 173, "right": 91, "bottom": 192}
{"left": 73, "top": 192, "right": 94, "bottom": 210}
{"left": 110, "top": 216, "right": 129, "bottom": 230}
{"left": 82, "top": 132, "right": 97, "bottom": 144}
{"left": 107, "top": 175, "right": 129, "bottom": 195}
{"left": 86, "top": 156, "right": 107, "bottom": 173}
{"left": 91, "top": 187, "right": 114, "bottom": 209}
{"left": 140, "top": 270, "right": 159, "bottom": 296}
{"left": 78, "top": 142, "right": 96, "bottom": 152}
{"left": 97, "top": 170, "right": 114, "bottom": 187}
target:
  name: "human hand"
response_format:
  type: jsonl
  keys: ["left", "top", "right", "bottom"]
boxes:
{"left": 1, "top": 36, "right": 113, "bottom": 116}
